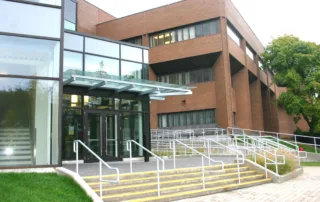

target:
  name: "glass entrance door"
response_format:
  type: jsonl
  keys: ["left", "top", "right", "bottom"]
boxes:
{"left": 83, "top": 110, "right": 122, "bottom": 162}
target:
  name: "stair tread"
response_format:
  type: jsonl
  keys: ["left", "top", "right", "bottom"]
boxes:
{"left": 123, "top": 178, "right": 272, "bottom": 202}
{"left": 95, "top": 174, "right": 263, "bottom": 193}
{"left": 87, "top": 168, "right": 252, "bottom": 186}
{"left": 83, "top": 163, "right": 237, "bottom": 179}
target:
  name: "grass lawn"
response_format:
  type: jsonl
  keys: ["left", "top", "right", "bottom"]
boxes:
{"left": 0, "top": 173, "right": 92, "bottom": 202}
{"left": 301, "top": 162, "right": 320, "bottom": 166}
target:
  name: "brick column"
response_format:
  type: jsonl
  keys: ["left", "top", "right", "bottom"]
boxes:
{"left": 214, "top": 17, "right": 233, "bottom": 128}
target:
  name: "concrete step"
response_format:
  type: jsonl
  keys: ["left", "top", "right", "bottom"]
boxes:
{"left": 124, "top": 178, "right": 272, "bottom": 202}
{"left": 87, "top": 167, "right": 250, "bottom": 187}
{"left": 102, "top": 177, "right": 271, "bottom": 202}
{"left": 84, "top": 163, "right": 238, "bottom": 183}
{"left": 95, "top": 173, "right": 263, "bottom": 195}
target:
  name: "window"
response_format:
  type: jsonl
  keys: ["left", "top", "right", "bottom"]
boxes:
{"left": 158, "top": 68, "right": 213, "bottom": 85}
{"left": 246, "top": 46, "right": 254, "bottom": 60}
{"left": 227, "top": 26, "right": 240, "bottom": 46}
{"left": 121, "top": 45, "right": 143, "bottom": 63}
{"left": 64, "top": 20, "right": 76, "bottom": 31}
{"left": 85, "top": 38, "right": 119, "bottom": 58}
{"left": 258, "top": 60, "right": 263, "bottom": 70}
{"left": 124, "top": 37, "right": 142, "bottom": 46}
{"left": 64, "top": 51, "right": 83, "bottom": 73}
{"left": 158, "top": 33, "right": 164, "bottom": 46}
{"left": 85, "top": 55, "right": 119, "bottom": 76}
{"left": 189, "top": 26, "right": 196, "bottom": 39}
{"left": 164, "top": 32, "right": 171, "bottom": 45}
{"left": 0, "top": 78, "right": 59, "bottom": 165}
{"left": 121, "top": 61, "right": 142, "bottom": 79}
{"left": 0, "top": 35, "right": 60, "bottom": 78}
{"left": 149, "top": 19, "right": 220, "bottom": 47}
{"left": 177, "top": 29, "right": 183, "bottom": 42}
{"left": 170, "top": 31, "right": 176, "bottom": 43}
{"left": 64, "top": 0, "right": 76, "bottom": 30}
{"left": 64, "top": 33, "right": 83, "bottom": 52}
{"left": 158, "top": 109, "right": 216, "bottom": 128}
{"left": 21, "top": 0, "right": 61, "bottom": 6}
{"left": 143, "top": 49, "right": 149, "bottom": 64}
{"left": 183, "top": 27, "right": 189, "bottom": 40}
{"left": 0, "top": 1, "right": 61, "bottom": 38}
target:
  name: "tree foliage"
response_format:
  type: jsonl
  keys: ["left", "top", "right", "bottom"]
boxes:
{"left": 262, "top": 35, "right": 320, "bottom": 135}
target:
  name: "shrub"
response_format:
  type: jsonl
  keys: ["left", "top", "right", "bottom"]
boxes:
{"left": 249, "top": 149, "right": 298, "bottom": 175}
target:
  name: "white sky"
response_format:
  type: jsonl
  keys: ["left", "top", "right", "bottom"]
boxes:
{"left": 87, "top": 0, "right": 320, "bottom": 46}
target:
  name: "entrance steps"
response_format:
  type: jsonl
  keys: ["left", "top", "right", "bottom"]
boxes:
{"left": 83, "top": 163, "right": 271, "bottom": 201}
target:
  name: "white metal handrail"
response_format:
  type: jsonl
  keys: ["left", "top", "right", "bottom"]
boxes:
{"left": 73, "top": 140, "right": 120, "bottom": 198}
{"left": 227, "top": 126, "right": 320, "bottom": 154}
{"left": 171, "top": 140, "right": 224, "bottom": 189}
{"left": 234, "top": 135, "right": 285, "bottom": 178}
{"left": 255, "top": 136, "right": 307, "bottom": 166}
{"left": 126, "top": 140, "right": 165, "bottom": 196}
{"left": 204, "top": 138, "right": 244, "bottom": 184}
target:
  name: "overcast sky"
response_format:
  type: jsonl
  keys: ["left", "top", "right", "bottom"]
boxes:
{"left": 87, "top": 0, "right": 320, "bottom": 46}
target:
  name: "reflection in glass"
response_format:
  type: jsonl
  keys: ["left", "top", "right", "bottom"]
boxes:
{"left": 62, "top": 108, "right": 83, "bottom": 160}
{"left": 84, "top": 96, "right": 114, "bottom": 109}
{"left": 0, "top": 78, "right": 59, "bottom": 166}
{"left": 64, "top": 20, "right": 76, "bottom": 31}
{"left": 120, "top": 99, "right": 142, "bottom": 111}
{"left": 22, "top": 0, "right": 61, "bottom": 6}
{"left": 143, "top": 49, "right": 149, "bottom": 64}
{"left": 121, "top": 45, "right": 142, "bottom": 63}
{"left": 85, "top": 55, "right": 119, "bottom": 76}
{"left": 85, "top": 38, "right": 119, "bottom": 58}
{"left": 64, "top": 51, "right": 83, "bottom": 73}
{"left": 63, "top": 94, "right": 82, "bottom": 108}
{"left": 64, "top": 33, "right": 83, "bottom": 52}
{"left": 0, "top": 35, "right": 60, "bottom": 78}
{"left": 86, "top": 113, "right": 101, "bottom": 155}
{"left": 0, "top": 1, "right": 61, "bottom": 38}
{"left": 121, "top": 61, "right": 142, "bottom": 79}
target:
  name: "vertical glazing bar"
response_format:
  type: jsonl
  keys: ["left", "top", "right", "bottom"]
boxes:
{"left": 76, "top": 141, "right": 79, "bottom": 174}
{"left": 314, "top": 137, "right": 317, "bottom": 153}
{"left": 202, "top": 156, "right": 205, "bottom": 189}
{"left": 173, "top": 140, "right": 176, "bottom": 169}
{"left": 99, "top": 161, "right": 102, "bottom": 198}
{"left": 157, "top": 160, "right": 160, "bottom": 196}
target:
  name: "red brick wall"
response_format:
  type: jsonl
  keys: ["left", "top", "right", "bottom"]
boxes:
{"left": 77, "top": 0, "right": 115, "bottom": 35}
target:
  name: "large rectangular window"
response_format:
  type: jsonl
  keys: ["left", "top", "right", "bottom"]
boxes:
{"left": 0, "top": 35, "right": 60, "bottom": 78}
{"left": 227, "top": 26, "right": 240, "bottom": 46}
{"left": 0, "top": 1, "right": 61, "bottom": 38}
{"left": 121, "top": 45, "right": 143, "bottom": 63}
{"left": 0, "top": 78, "right": 59, "bottom": 166}
{"left": 64, "top": 0, "right": 76, "bottom": 31}
{"left": 149, "top": 19, "right": 220, "bottom": 47}
{"left": 121, "top": 61, "right": 142, "bottom": 79}
{"left": 64, "top": 33, "right": 83, "bottom": 52}
{"left": 22, "top": 0, "right": 61, "bottom": 6}
{"left": 158, "top": 68, "right": 213, "bottom": 85}
{"left": 85, "top": 55, "right": 119, "bottom": 76}
{"left": 123, "top": 37, "right": 142, "bottom": 46}
{"left": 246, "top": 46, "right": 255, "bottom": 60}
{"left": 63, "top": 51, "right": 83, "bottom": 73}
{"left": 85, "top": 38, "right": 119, "bottom": 58}
{"left": 158, "top": 109, "right": 216, "bottom": 128}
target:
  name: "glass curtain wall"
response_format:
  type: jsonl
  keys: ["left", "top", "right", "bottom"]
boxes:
{"left": 63, "top": 32, "right": 149, "bottom": 80}
{"left": 0, "top": 0, "right": 62, "bottom": 167}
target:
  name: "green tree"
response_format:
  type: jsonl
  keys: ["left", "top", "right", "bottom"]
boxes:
{"left": 262, "top": 35, "right": 320, "bottom": 135}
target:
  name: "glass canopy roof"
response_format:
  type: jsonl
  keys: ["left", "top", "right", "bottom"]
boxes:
{"left": 63, "top": 70, "right": 194, "bottom": 100}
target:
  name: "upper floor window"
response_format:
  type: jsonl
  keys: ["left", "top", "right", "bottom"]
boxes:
{"left": 149, "top": 19, "right": 220, "bottom": 48}
{"left": 246, "top": 46, "right": 254, "bottom": 60}
{"left": 123, "top": 37, "right": 142, "bottom": 46}
{"left": 158, "top": 68, "right": 213, "bottom": 85}
{"left": 227, "top": 26, "right": 240, "bottom": 46}
{"left": 258, "top": 59, "right": 263, "bottom": 70}
{"left": 64, "top": 0, "right": 77, "bottom": 31}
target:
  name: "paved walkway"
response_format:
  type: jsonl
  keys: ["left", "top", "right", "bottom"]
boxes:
{"left": 63, "top": 156, "right": 235, "bottom": 176}
{"left": 177, "top": 167, "right": 320, "bottom": 202}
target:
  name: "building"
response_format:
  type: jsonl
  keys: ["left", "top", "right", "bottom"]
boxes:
{"left": 95, "top": 0, "right": 299, "bottom": 132}
{"left": 0, "top": 0, "right": 304, "bottom": 168}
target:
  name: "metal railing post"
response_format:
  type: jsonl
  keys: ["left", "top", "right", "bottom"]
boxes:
{"left": 264, "top": 151, "right": 267, "bottom": 179}
{"left": 314, "top": 137, "right": 317, "bottom": 153}
{"left": 276, "top": 133, "right": 280, "bottom": 149}
{"left": 99, "top": 161, "right": 102, "bottom": 198}
{"left": 237, "top": 152, "right": 240, "bottom": 184}
{"left": 76, "top": 141, "right": 79, "bottom": 174}
{"left": 157, "top": 160, "right": 160, "bottom": 196}
{"left": 274, "top": 148, "right": 278, "bottom": 175}
{"left": 202, "top": 155, "right": 205, "bottom": 189}
{"left": 173, "top": 140, "right": 176, "bottom": 169}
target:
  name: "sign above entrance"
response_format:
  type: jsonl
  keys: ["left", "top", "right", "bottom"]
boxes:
{"left": 63, "top": 70, "right": 194, "bottom": 100}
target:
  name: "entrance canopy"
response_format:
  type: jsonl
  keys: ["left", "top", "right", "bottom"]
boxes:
{"left": 63, "top": 70, "right": 194, "bottom": 100}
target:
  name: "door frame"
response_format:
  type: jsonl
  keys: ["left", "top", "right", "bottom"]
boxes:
{"left": 83, "top": 109, "right": 123, "bottom": 162}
